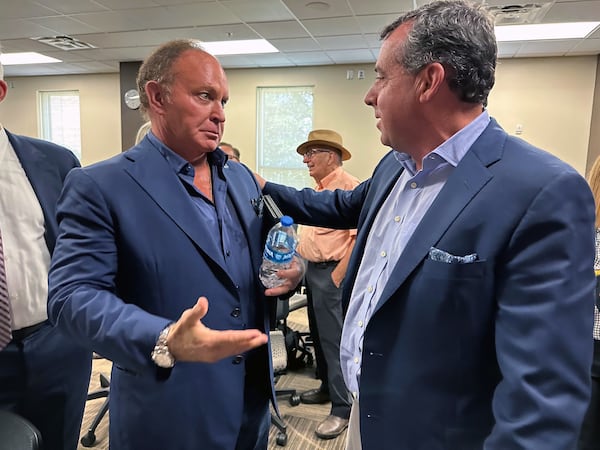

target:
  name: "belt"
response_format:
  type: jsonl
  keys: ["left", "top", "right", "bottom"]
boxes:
{"left": 310, "top": 260, "right": 339, "bottom": 268}
{"left": 12, "top": 321, "right": 46, "bottom": 342}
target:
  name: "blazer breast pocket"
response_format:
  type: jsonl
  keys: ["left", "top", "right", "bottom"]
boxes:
{"left": 422, "top": 257, "right": 487, "bottom": 280}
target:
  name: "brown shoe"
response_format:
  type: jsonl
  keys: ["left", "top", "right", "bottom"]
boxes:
{"left": 300, "top": 388, "right": 330, "bottom": 404}
{"left": 315, "top": 415, "right": 349, "bottom": 440}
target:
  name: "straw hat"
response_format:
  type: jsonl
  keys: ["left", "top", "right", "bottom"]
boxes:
{"left": 296, "top": 129, "right": 351, "bottom": 161}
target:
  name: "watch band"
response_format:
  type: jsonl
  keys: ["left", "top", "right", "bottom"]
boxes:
{"left": 151, "top": 324, "right": 175, "bottom": 368}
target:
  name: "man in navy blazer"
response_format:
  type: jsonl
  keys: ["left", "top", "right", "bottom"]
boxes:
{"left": 0, "top": 64, "right": 91, "bottom": 450}
{"left": 48, "top": 40, "right": 301, "bottom": 450}
{"left": 261, "top": 2, "right": 596, "bottom": 449}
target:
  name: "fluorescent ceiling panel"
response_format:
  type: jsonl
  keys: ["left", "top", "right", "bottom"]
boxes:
{"left": 0, "top": 52, "right": 62, "bottom": 65}
{"left": 202, "top": 39, "right": 278, "bottom": 56}
{"left": 495, "top": 22, "right": 600, "bottom": 42}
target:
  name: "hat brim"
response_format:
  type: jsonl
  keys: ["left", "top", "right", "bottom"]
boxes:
{"left": 296, "top": 140, "right": 352, "bottom": 161}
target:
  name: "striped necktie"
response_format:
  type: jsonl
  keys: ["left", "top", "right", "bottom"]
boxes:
{"left": 0, "top": 229, "right": 12, "bottom": 349}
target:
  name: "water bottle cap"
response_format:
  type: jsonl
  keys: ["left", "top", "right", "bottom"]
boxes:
{"left": 280, "top": 215, "right": 294, "bottom": 227}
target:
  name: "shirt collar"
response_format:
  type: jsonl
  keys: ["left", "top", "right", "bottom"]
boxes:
{"left": 146, "top": 131, "right": 227, "bottom": 176}
{"left": 317, "top": 166, "right": 343, "bottom": 189}
{"left": 394, "top": 110, "right": 490, "bottom": 175}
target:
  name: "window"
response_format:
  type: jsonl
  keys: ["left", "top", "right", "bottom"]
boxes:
{"left": 257, "top": 86, "right": 313, "bottom": 189}
{"left": 38, "top": 90, "right": 81, "bottom": 160}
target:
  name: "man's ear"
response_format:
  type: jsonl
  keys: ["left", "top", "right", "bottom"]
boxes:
{"left": 145, "top": 81, "right": 166, "bottom": 112}
{"left": 415, "top": 62, "right": 445, "bottom": 103}
{"left": 0, "top": 80, "right": 8, "bottom": 103}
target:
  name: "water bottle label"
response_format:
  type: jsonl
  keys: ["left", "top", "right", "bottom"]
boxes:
{"left": 263, "top": 246, "right": 294, "bottom": 263}
{"left": 263, "top": 230, "right": 296, "bottom": 264}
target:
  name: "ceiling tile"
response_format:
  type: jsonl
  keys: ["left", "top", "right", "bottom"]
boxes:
{"left": 314, "top": 35, "right": 370, "bottom": 51}
{"left": 269, "top": 37, "right": 320, "bottom": 52}
{"left": 220, "top": 0, "right": 297, "bottom": 22}
{"left": 347, "top": 0, "right": 413, "bottom": 15}
{"left": 282, "top": 0, "right": 353, "bottom": 20}
{"left": 302, "top": 17, "right": 361, "bottom": 37}
{"left": 249, "top": 21, "right": 310, "bottom": 39}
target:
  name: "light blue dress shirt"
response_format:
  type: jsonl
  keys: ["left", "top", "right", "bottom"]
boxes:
{"left": 340, "top": 111, "right": 491, "bottom": 397}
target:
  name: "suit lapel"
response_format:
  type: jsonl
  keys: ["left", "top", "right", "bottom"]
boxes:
{"left": 123, "top": 144, "right": 227, "bottom": 271}
{"left": 373, "top": 120, "right": 505, "bottom": 312}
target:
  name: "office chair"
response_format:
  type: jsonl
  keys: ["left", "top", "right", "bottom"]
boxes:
{"left": 0, "top": 410, "right": 42, "bottom": 450}
{"left": 80, "top": 363, "right": 110, "bottom": 447}
{"left": 269, "top": 290, "right": 315, "bottom": 446}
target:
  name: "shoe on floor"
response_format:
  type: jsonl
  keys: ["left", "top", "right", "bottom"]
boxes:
{"left": 315, "top": 415, "right": 349, "bottom": 440}
{"left": 300, "top": 388, "right": 330, "bottom": 404}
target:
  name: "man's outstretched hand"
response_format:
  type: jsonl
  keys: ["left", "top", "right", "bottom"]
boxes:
{"left": 167, "top": 296, "right": 268, "bottom": 363}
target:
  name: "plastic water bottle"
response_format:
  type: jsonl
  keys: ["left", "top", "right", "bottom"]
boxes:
{"left": 259, "top": 215, "right": 299, "bottom": 288}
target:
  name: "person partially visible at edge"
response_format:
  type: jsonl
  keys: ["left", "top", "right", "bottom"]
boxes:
{"left": 135, "top": 120, "right": 152, "bottom": 145}
{"left": 256, "top": 1, "right": 596, "bottom": 449}
{"left": 47, "top": 39, "right": 303, "bottom": 450}
{"left": 0, "top": 58, "right": 92, "bottom": 450}
{"left": 578, "top": 154, "right": 600, "bottom": 450}
{"left": 220, "top": 141, "right": 241, "bottom": 162}
{"left": 294, "top": 129, "right": 358, "bottom": 440}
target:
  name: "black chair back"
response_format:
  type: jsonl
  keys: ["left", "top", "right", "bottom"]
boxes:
{"left": 0, "top": 410, "right": 42, "bottom": 450}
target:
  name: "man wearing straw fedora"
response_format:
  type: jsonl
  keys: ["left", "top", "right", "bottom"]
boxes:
{"left": 295, "top": 129, "right": 359, "bottom": 440}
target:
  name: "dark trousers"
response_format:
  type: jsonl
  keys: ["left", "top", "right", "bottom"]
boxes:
{"left": 305, "top": 261, "right": 352, "bottom": 419}
{"left": 0, "top": 322, "right": 92, "bottom": 450}
{"left": 579, "top": 340, "right": 600, "bottom": 450}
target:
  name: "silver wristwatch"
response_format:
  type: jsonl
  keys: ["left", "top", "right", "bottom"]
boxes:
{"left": 151, "top": 325, "right": 175, "bottom": 368}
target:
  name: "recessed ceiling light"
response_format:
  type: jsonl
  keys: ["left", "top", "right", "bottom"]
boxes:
{"left": 0, "top": 52, "right": 61, "bottom": 65}
{"left": 495, "top": 22, "right": 600, "bottom": 41}
{"left": 202, "top": 39, "right": 279, "bottom": 56}
{"left": 306, "top": 1, "right": 330, "bottom": 11}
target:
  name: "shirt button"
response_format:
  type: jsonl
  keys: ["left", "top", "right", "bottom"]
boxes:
{"left": 358, "top": 321, "right": 363, "bottom": 327}
{"left": 367, "top": 286, "right": 373, "bottom": 293}
{"left": 410, "top": 181, "right": 417, "bottom": 189}
{"left": 231, "top": 307, "right": 241, "bottom": 318}
{"left": 380, "top": 251, "right": 386, "bottom": 258}
{"left": 354, "top": 357, "right": 359, "bottom": 364}
{"left": 232, "top": 355, "right": 244, "bottom": 364}
{"left": 226, "top": 250, "right": 231, "bottom": 257}
{"left": 394, "top": 216, "right": 401, "bottom": 223}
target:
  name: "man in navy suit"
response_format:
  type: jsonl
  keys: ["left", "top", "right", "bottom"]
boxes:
{"left": 0, "top": 63, "right": 92, "bottom": 450}
{"left": 260, "top": 1, "right": 596, "bottom": 449}
{"left": 48, "top": 40, "right": 302, "bottom": 450}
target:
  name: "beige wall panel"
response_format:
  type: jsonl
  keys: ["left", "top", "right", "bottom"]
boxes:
{"left": 489, "top": 56, "right": 596, "bottom": 175}
{"left": 0, "top": 73, "right": 121, "bottom": 167}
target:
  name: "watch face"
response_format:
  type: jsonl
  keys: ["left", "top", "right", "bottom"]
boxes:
{"left": 153, "top": 349, "right": 175, "bottom": 368}
{"left": 124, "top": 89, "right": 140, "bottom": 110}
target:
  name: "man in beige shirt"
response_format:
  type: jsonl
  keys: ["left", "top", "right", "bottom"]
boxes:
{"left": 296, "top": 129, "right": 359, "bottom": 440}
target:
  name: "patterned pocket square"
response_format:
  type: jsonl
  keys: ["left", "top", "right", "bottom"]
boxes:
{"left": 429, "top": 247, "right": 478, "bottom": 264}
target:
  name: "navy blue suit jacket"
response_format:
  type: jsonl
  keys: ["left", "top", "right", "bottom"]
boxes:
{"left": 264, "top": 119, "right": 596, "bottom": 450}
{"left": 7, "top": 130, "right": 80, "bottom": 253}
{"left": 48, "top": 138, "right": 274, "bottom": 449}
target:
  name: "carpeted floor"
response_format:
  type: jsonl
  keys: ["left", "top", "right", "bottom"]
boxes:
{"left": 77, "top": 307, "right": 348, "bottom": 450}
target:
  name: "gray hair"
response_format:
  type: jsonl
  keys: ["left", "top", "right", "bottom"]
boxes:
{"left": 381, "top": 0, "right": 496, "bottom": 106}
{"left": 136, "top": 39, "right": 205, "bottom": 114}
